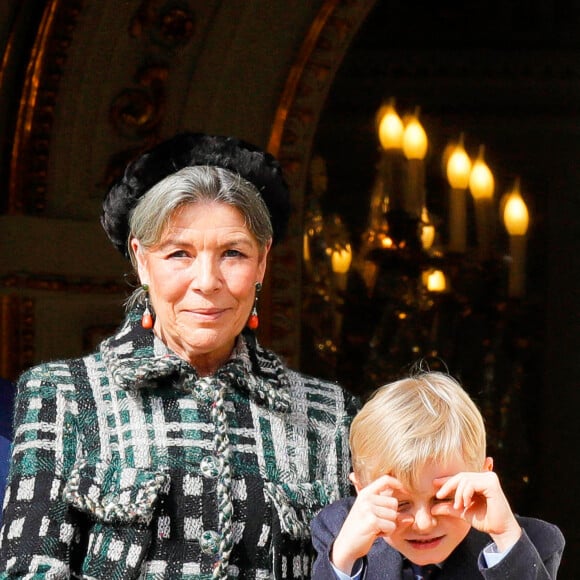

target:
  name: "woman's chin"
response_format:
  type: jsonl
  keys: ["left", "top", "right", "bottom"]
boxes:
{"left": 173, "top": 328, "right": 237, "bottom": 359}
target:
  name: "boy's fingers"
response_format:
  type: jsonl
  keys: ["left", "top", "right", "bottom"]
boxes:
{"left": 363, "top": 474, "right": 406, "bottom": 497}
{"left": 431, "top": 501, "right": 463, "bottom": 519}
{"left": 435, "top": 473, "right": 477, "bottom": 499}
{"left": 434, "top": 477, "right": 456, "bottom": 499}
{"left": 396, "top": 513, "right": 415, "bottom": 527}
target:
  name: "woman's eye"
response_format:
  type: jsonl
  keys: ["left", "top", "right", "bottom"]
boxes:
{"left": 397, "top": 501, "right": 410, "bottom": 512}
{"left": 224, "top": 249, "right": 244, "bottom": 258}
{"left": 168, "top": 250, "right": 189, "bottom": 259}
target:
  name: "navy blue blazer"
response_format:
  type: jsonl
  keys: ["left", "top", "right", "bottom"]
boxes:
{"left": 312, "top": 497, "right": 564, "bottom": 579}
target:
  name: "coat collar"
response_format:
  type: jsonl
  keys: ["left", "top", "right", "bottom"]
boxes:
{"left": 100, "top": 308, "right": 292, "bottom": 413}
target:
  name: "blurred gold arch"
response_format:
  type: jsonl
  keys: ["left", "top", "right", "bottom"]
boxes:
{"left": 264, "top": 0, "right": 376, "bottom": 362}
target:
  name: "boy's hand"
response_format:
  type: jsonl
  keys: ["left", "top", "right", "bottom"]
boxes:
{"left": 331, "top": 474, "right": 412, "bottom": 574}
{"left": 433, "top": 471, "right": 522, "bottom": 552}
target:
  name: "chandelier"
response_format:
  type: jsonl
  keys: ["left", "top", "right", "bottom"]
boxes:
{"left": 361, "top": 100, "right": 530, "bottom": 300}
{"left": 301, "top": 99, "right": 536, "bottom": 505}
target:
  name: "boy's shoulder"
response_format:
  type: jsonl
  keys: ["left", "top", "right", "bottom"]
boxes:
{"left": 514, "top": 514, "right": 565, "bottom": 552}
{"left": 443, "top": 513, "right": 564, "bottom": 575}
{"left": 458, "top": 513, "right": 564, "bottom": 547}
{"left": 312, "top": 496, "right": 355, "bottom": 533}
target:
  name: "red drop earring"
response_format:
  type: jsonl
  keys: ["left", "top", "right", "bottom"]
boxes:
{"left": 247, "top": 282, "right": 262, "bottom": 330}
{"left": 141, "top": 284, "right": 154, "bottom": 329}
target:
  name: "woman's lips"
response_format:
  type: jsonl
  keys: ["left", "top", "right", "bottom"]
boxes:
{"left": 187, "top": 308, "right": 227, "bottom": 320}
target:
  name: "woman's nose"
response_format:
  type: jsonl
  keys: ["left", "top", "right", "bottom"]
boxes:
{"left": 412, "top": 506, "right": 437, "bottom": 531}
{"left": 192, "top": 256, "right": 221, "bottom": 292}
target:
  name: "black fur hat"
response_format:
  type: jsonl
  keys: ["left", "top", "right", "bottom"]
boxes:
{"left": 101, "top": 132, "right": 291, "bottom": 258}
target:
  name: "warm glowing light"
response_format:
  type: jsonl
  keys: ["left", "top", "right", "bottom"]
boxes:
{"left": 446, "top": 139, "right": 472, "bottom": 189}
{"left": 303, "top": 233, "right": 310, "bottom": 262}
{"left": 377, "top": 102, "right": 404, "bottom": 150}
{"left": 420, "top": 208, "right": 435, "bottom": 250}
{"left": 503, "top": 183, "right": 529, "bottom": 236}
{"left": 426, "top": 270, "right": 447, "bottom": 292}
{"left": 331, "top": 244, "right": 353, "bottom": 274}
{"left": 381, "top": 236, "right": 394, "bottom": 249}
{"left": 402, "top": 114, "right": 428, "bottom": 160}
{"left": 469, "top": 147, "right": 494, "bottom": 200}
{"left": 421, "top": 224, "right": 435, "bottom": 250}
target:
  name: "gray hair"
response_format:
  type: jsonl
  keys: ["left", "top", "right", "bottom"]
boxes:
{"left": 126, "top": 165, "right": 273, "bottom": 307}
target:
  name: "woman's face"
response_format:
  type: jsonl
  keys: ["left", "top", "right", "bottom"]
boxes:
{"left": 131, "top": 201, "right": 271, "bottom": 374}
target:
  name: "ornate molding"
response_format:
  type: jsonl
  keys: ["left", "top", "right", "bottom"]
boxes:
{"left": 5, "top": 0, "right": 198, "bottom": 208}
{"left": 102, "top": 1, "right": 197, "bottom": 190}
{"left": 267, "top": 0, "right": 377, "bottom": 364}
{"left": 8, "top": 0, "right": 83, "bottom": 215}
{"left": 129, "top": 1, "right": 196, "bottom": 49}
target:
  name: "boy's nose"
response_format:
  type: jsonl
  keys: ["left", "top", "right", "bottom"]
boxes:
{"left": 412, "top": 506, "right": 437, "bottom": 531}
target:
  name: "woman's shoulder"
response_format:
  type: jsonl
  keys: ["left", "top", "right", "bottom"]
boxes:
{"left": 287, "top": 368, "right": 360, "bottom": 403}
{"left": 282, "top": 369, "right": 361, "bottom": 424}
{"left": 17, "top": 351, "right": 102, "bottom": 392}
{"left": 250, "top": 336, "right": 345, "bottom": 392}
{"left": 286, "top": 367, "right": 339, "bottom": 389}
{"left": 287, "top": 369, "right": 355, "bottom": 401}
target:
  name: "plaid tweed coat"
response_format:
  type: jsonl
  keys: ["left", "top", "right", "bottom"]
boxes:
{"left": 0, "top": 310, "right": 357, "bottom": 579}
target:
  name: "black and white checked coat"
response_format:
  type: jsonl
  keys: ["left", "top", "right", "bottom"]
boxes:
{"left": 0, "top": 310, "right": 357, "bottom": 579}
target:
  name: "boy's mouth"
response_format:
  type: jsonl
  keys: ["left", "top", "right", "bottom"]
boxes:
{"left": 407, "top": 536, "right": 444, "bottom": 550}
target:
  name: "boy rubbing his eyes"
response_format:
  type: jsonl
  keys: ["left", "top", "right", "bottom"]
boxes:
{"left": 311, "top": 372, "right": 564, "bottom": 579}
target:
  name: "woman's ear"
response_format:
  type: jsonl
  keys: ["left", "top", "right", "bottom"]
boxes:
{"left": 483, "top": 456, "right": 494, "bottom": 472}
{"left": 258, "top": 239, "right": 273, "bottom": 282}
{"left": 130, "top": 238, "right": 148, "bottom": 282}
{"left": 349, "top": 472, "right": 364, "bottom": 494}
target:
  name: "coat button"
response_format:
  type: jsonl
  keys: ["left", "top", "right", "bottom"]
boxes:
{"left": 200, "top": 455, "right": 220, "bottom": 478}
{"left": 193, "top": 380, "right": 215, "bottom": 404}
{"left": 200, "top": 529, "right": 221, "bottom": 555}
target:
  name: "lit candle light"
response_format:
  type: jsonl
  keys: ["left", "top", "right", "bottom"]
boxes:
{"left": 422, "top": 269, "right": 447, "bottom": 292}
{"left": 421, "top": 224, "right": 436, "bottom": 250}
{"left": 503, "top": 179, "right": 529, "bottom": 298}
{"left": 402, "top": 109, "right": 428, "bottom": 219}
{"left": 331, "top": 244, "right": 352, "bottom": 290}
{"left": 445, "top": 136, "right": 471, "bottom": 253}
{"left": 469, "top": 146, "right": 495, "bottom": 260}
{"left": 375, "top": 100, "right": 405, "bottom": 213}
{"left": 420, "top": 207, "right": 436, "bottom": 250}
{"left": 377, "top": 100, "right": 404, "bottom": 150}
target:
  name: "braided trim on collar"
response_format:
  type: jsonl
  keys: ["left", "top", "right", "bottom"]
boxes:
{"left": 100, "top": 311, "right": 291, "bottom": 413}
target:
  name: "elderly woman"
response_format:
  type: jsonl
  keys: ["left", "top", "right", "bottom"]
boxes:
{"left": 0, "top": 134, "right": 356, "bottom": 579}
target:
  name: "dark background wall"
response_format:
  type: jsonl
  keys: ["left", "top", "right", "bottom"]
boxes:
{"left": 0, "top": 0, "right": 578, "bottom": 575}
{"left": 308, "top": 5, "right": 580, "bottom": 577}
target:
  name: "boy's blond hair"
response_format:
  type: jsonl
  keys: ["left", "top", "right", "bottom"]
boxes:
{"left": 350, "top": 371, "right": 486, "bottom": 489}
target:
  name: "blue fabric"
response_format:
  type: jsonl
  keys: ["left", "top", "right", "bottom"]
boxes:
{"left": 0, "top": 378, "right": 15, "bottom": 524}
{"left": 0, "top": 378, "right": 15, "bottom": 440}
{"left": 0, "top": 435, "right": 11, "bottom": 512}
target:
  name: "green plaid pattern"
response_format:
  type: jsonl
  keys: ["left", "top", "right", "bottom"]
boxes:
{"left": 0, "top": 311, "right": 356, "bottom": 579}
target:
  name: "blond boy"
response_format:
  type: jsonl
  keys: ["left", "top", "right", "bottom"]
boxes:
{"left": 312, "top": 372, "right": 564, "bottom": 579}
